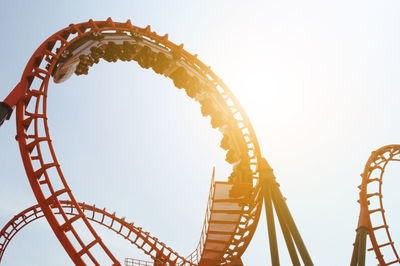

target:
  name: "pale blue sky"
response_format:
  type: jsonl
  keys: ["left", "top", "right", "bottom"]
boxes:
{"left": 1, "top": 1, "right": 400, "bottom": 265}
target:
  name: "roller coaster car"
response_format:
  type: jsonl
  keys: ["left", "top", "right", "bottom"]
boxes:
{"left": 0, "top": 102, "right": 12, "bottom": 126}
{"left": 52, "top": 32, "right": 144, "bottom": 83}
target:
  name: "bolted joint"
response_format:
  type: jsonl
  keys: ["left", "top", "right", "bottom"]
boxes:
{"left": 0, "top": 102, "right": 13, "bottom": 127}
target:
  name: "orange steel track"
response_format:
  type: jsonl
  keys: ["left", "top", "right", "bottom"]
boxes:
{"left": 0, "top": 201, "right": 189, "bottom": 265}
{"left": 352, "top": 145, "right": 400, "bottom": 266}
{"left": 0, "top": 18, "right": 313, "bottom": 265}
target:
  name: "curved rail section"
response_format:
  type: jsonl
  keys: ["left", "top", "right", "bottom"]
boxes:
{"left": 351, "top": 145, "right": 400, "bottom": 266}
{"left": 0, "top": 18, "right": 313, "bottom": 265}
{"left": 0, "top": 201, "right": 189, "bottom": 265}
{"left": 1, "top": 18, "right": 263, "bottom": 265}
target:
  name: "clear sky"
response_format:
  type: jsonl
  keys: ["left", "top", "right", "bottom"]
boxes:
{"left": 1, "top": 1, "right": 400, "bottom": 265}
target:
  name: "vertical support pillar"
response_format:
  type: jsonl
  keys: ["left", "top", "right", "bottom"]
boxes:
{"left": 259, "top": 157, "right": 313, "bottom": 266}
{"left": 351, "top": 182, "right": 371, "bottom": 266}
{"left": 350, "top": 232, "right": 360, "bottom": 266}
{"left": 263, "top": 180, "right": 280, "bottom": 266}
{"left": 356, "top": 227, "right": 369, "bottom": 266}
{"left": 271, "top": 187, "right": 313, "bottom": 266}
{"left": 260, "top": 158, "right": 280, "bottom": 266}
{"left": 271, "top": 190, "right": 300, "bottom": 266}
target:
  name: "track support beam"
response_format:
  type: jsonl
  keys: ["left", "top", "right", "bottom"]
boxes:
{"left": 350, "top": 226, "right": 369, "bottom": 266}
{"left": 260, "top": 158, "right": 314, "bottom": 266}
{"left": 263, "top": 170, "right": 280, "bottom": 266}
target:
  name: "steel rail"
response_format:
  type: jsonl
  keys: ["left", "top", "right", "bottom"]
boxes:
{"left": 0, "top": 201, "right": 190, "bottom": 265}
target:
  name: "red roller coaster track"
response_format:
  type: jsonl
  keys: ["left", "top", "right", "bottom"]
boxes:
{"left": 352, "top": 145, "right": 400, "bottom": 266}
{"left": 0, "top": 201, "right": 189, "bottom": 265}
{"left": 0, "top": 18, "right": 313, "bottom": 265}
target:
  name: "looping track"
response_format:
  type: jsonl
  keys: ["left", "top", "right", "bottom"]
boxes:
{"left": 0, "top": 201, "right": 189, "bottom": 264}
{"left": 354, "top": 144, "right": 400, "bottom": 265}
{"left": 2, "top": 18, "right": 266, "bottom": 265}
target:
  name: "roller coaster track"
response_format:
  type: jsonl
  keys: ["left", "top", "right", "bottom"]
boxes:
{"left": 0, "top": 201, "right": 189, "bottom": 265}
{"left": 351, "top": 145, "right": 400, "bottom": 266}
{"left": 0, "top": 18, "right": 313, "bottom": 265}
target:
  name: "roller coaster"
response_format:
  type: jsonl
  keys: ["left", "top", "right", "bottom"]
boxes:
{"left": 351, "top": 145, "right": 400, "bottom": 266}
{"left": 0, "top": 18, "right": 397, "bottom": 266}
{"left": 0, "top": 18, "right": 313, "bottom": 265}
